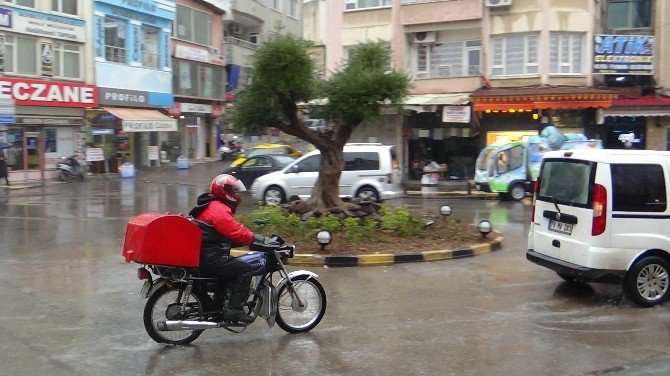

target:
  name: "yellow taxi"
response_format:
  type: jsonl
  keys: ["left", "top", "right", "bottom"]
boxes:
{"left": 230, "top": 143, "right": 303, "bottom": 167}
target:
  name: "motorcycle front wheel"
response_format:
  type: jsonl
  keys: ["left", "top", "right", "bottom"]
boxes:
{"left": 276, "top": 275, "right": 326, "bottom": 333}
{"left": 143, "top": 285, "right": 205, "bottom": 345}
{"left": 58, "top": 170, "right": 68, "bottom": 182}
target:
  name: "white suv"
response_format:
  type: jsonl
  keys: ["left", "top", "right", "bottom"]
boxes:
{"left": 527, "top": 149, "right": 670, "bottom": 307}
{"left": 250, "top": 143, "right": 402, "bottom": 205}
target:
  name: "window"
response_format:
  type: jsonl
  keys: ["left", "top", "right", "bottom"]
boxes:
{"left": 175, "top": 5, "right": 212, "bottom": 45}
{"left": 289, "top": 0, "right": 298, "bottom": 17}
{"left": 345, "top": 0, "right": 391, "bottom": 10}
{"left": 608, "top": 0, "right": 652, "bottom": 30}
{"left": 666, "top": 128, "right": 670, "bottom": 151}
{"left": 344, "top": 152, "right": 380, "bottom": 171}
{"left": 142, "top": 25, "right": 159, "bottom": 69}
{"left": 2, "top": 34, "right": 37, "bottom": 75}
{"left": 52, "top": 0, "right": 77, "bottom": 15}
{"left": 173, "top": 60, "right": 225, "bottom": 98}
{"left": 45, "top": 129, "right": 57, "bottom": 153}
{"left": 550, "top": 33, "right": 583, "bottom": 74}
{"left": 415, "top": 40, "right": 481, "bottom": 79}
{"left": 104, "top": 17, "right": 127, "bottom": 63}
{"left": 6, "top": 0, "right": 34, "bottom": 7}
{"left": 539, "top": 160, "right": 593, "bottom": 206}
{"left": 269, "top": 0, "right": 280, "bottom": 10}
{"left": 496, "top": 146, "right": 523, "bottom": 174}
{"left": 53, "top": 42, "right": 81, "bottom": 78}
{"left": 492, "top": 34, "right": 538, "bottom": 76}
{"left": 612, "top": 164, "right": 666, "bottom": 212}
{"left": 295, "top": 155, "right": 321, "bottom": 173}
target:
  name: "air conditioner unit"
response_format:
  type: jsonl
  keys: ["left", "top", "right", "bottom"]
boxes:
{"left": 485, "top": 0, "right": 513, "bottom": 7}
{"left": 413, "top": 31, "right": 436, "bottom": 44}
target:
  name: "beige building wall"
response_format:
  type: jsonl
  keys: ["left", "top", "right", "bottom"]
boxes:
{"left": 657, "top": 0, "right": 670, "bottom": 96}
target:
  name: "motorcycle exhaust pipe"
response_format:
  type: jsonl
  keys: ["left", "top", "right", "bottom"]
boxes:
{"left": 157, "top": 320, "right": 219, "bottom": 331}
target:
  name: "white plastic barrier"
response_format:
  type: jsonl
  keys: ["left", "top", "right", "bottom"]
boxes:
{"left": 120, "top": 162, "right": 135, "bottom": 178}
{"left": 176, "top": 156, "right": 189, "bottom": 169}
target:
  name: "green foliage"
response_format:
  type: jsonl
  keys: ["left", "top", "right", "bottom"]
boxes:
{"left": 379, "top": 206, "right": 424, "bottom": 237}
{"left": 319, "top": 214, "right": 343, "bottom": 232}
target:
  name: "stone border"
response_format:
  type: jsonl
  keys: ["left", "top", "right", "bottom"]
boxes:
{"left": 231, "top": 233, "right": 503, "bottom": 267}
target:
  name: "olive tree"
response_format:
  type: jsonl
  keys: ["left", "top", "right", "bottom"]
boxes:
{"left": 231, "top": 35, "right": 410, "bottom": 209}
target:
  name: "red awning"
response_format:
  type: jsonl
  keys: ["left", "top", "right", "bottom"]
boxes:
{"left": 612, "top": 97, "right": 670, "bottom": 107}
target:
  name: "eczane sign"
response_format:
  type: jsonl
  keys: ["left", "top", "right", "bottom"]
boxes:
{"left": 0, "top": 77, "right": 97, "bottom": 107}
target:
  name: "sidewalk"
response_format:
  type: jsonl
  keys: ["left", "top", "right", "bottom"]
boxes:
{"left": 404, "top": 179, "right": 498, "bottom": 199}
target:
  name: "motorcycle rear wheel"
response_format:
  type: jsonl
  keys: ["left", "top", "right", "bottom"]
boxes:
{"left": 276, "top": 275, "right": 326, "bottom": 333}
{"left": 143, "top": 285, "right": 206, "bottom": 345}
{"left": 58, "top": 170, "right": 68, "bottom": 182}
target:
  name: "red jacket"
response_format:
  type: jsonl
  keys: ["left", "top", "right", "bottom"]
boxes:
{"left": 196, "top": 200, "right": 254, "bottom": 246}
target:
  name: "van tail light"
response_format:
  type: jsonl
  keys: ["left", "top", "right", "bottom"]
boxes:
{"left": 592, "top": 183, "right": 607, "bottom": 236}
{"left": 531, "top": 180, "right": 539, "bottom": 222}
{"left": 386, "top": 173, "right": 392, "bottom": 184}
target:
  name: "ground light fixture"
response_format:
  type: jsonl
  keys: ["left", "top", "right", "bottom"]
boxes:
{"left": 316, "top": 230, "right": 332, "bottom": 252}
{"left": 478, "top": 220, "right": 492, "bottom": 238}
{"left": 439, "top": 205, "right": 452, "bottom": 217}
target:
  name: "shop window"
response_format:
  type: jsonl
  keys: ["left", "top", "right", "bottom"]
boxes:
{"left": 6, "top": 0, "right": 34, "bottom": 7}
{"left": 6, "top": 128, "right": 24, "bottom": 171}
{"left": 175, "top": 5, "right": 212, "bottom": 46}
{"left": 53, "top": 42, "right": 82, "bottom": 79}
{"left": 608, "top": 0, "right": 652, "bottom": 31}
{"left": 549, "top": 33, "right": 583, "bottom": 74}
{"left": 142, "top": 25, "right": 160, "bottom": 69}
{"left": 52, "top": 0, "right": 77, "bottom": 15}
{"left": 104, "top": 17, "right": 127, "bottom": 63}
{"left": 173, "top": 60, "right": 225, "bottom": 98}
{"left": 492, "top": 34, "right": 539, "bottom": 76}
{"left": 45, "top": 129, "right": 57, "bottom": 153}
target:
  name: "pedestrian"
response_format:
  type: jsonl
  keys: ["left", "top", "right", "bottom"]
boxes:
{"left": 0, "top": 148, "right": 9, "bottom": 186}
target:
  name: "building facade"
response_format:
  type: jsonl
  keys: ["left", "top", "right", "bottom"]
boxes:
{"left": 305, "top": 0, "right": 669, "bottom": 180}
{"left": 89, "top": 0, "right": 176, "bottom": 172}
{"left": 0, "top": 0, "right": 94, "bottom": 182}
{"left": 168, "top": 0, "right": 226, "bottom": 162}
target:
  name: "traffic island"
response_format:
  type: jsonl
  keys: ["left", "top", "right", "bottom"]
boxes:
{"left": 231, "top": 232, "right": 503, "bottom": 267}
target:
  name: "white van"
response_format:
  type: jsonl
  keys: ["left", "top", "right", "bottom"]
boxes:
{"left": 527, "top": 149, "right": 670, "bottom": 307}
{"left": 249, "top": 143, "right": 402, "bottom": 205}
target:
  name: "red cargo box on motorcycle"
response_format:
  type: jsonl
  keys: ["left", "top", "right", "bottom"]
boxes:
{"left": 122, "top": 212, "right": 201, "bottom": 267}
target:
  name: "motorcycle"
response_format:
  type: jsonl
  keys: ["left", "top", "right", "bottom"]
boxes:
{"left": 123, "top": 213, "right": 326, "bottom": 345}
{"left": 219, "top": 143, "right": 244, "bottom": 161}
{"left": 57, "top": 155, "right": 84, "bottom": 182}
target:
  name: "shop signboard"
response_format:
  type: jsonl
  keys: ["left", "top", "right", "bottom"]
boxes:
{"left": 175, "top": 45, "right": 210, "bottom": 63}
{"left": 442, "top": 105, "right": 471, "bottom": 123}
{"left": 92, "top": 129, "right": 115, "bottom": 135}
{"left": 99, "top": 87, "right": 150, "bottom": 107}
{"left": 0, "top": 77, "right": 97, "bottom": 107}
{"left": 147, "top": 145, "right": 159, "bottom": 160}
{"left": 122, "top": 119, "right": 177, "bottom": 132}
{"left": 86, "top": 148, "right": 105, "bottom": 162}
{"left": 593, "top": 34, "right": 654, "bottom": 75}
{"left": 40, "top": 42, "right": 53, "bottom": 77}
{"left": 0, "top": 5, "right": 85, "bottom": 42}
{"left": 0, "top": 95, "right": 15, "bottom": 123}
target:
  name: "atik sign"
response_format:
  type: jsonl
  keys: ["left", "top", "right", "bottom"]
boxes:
{"left": 593, "top": 34, "right": 654, "bottom": 75}
{"left": 0, "top": 77, "right": 98, "bottom": 107}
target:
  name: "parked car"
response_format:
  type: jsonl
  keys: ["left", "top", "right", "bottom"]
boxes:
{"left": 250, "top": 143, "right": 402, "bottom": 205}
{"left": 230, "top": 143, "right": 303, "bottom": 167}
{"left": 527, "top": 149, "right": 670, "bottom": 307}
{"left": 223, "top": 154, "right": 297, "bottom": 188}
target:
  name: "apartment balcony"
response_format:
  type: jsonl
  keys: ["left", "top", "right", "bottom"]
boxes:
{"left": 401, "top": 0, "right": 482, "bottom": 26}
{"left": 225, "top": 36, "right": 259, "bottom": 67}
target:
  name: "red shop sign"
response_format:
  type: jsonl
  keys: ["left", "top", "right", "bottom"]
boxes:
{"left": 0, "top": 77, "right": 98, "bottom": 108}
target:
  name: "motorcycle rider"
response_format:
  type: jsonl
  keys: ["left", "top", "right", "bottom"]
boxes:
{"left": 189, "top": 174, "right": 276, "bottom": 324}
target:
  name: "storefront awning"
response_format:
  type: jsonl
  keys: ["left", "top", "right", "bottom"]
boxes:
{"left": 471, "top": 86, "right": 618, "bottom": 112}
{"left": 403, "top": 93, "right": 470, "bottom": 113}
{"left": 103, "top": 107, "right": 177, "bottom": 132}
{"left": 601, "top": 97, "right": 670, "bottom": 117}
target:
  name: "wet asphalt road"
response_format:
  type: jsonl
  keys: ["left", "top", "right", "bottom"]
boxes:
{"left": 1, "top": 162, "right": 669, "bottom": 376}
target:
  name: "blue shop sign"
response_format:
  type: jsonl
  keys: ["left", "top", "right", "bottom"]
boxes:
{"left": 593, "top": 34, "right": 654, "bottom": 75}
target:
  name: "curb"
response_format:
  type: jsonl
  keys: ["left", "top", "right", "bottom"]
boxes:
{"left": 231, "top": 233, "right": 503, "bottom": 267}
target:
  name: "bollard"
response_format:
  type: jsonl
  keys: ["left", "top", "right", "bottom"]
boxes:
{"left": 176, "top": 156, "right": 189, "bottom": 169}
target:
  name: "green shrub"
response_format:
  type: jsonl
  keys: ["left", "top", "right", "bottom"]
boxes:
{"left": 380, "top": 206, "right": 423, "bottom": 237}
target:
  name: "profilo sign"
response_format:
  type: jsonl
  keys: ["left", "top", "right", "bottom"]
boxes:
{"left": 593, "top": 34, "right": 654, "bottom": 75}
{"left": 0, "top": 77, "right": 97, "bottom": 107}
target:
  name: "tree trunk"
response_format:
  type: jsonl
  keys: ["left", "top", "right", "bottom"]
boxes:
{"left": 308, "top": 145, "right": 345, "bottom": 209}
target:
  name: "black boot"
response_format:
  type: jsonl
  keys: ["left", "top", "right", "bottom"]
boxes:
{"left": 223, "top": 275, "right": 254, "bottom": 324}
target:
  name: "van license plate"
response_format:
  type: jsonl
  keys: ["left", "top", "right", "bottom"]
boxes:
{"left": 548, "top": 220, "right": 572, "bottom": 235}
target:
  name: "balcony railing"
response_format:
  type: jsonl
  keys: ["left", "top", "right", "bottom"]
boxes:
{"left": 225, "top": 36, "right": 259, "bottom": 51}
{"left": 142, "top": 51, "right": 159, "bottom": 69}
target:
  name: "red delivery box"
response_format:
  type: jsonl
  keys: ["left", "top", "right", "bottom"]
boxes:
{"left": 122, "top": 212, "right": 202, "bottom": 267}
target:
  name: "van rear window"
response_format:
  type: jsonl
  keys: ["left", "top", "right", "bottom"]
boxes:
{"left": 611, "top": 164, "right": 667, "bottom": 212}
{"left": 538, "top": 160, "right": 593, "bottom": 206}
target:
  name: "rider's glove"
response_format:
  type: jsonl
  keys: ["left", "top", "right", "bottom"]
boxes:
{"left": 250, "top": 233, "right": 282, "bottom": 253}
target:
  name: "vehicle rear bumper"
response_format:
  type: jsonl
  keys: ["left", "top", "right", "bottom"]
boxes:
{"left": 526, "top": 249, "right": 626, "bottom": 284}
